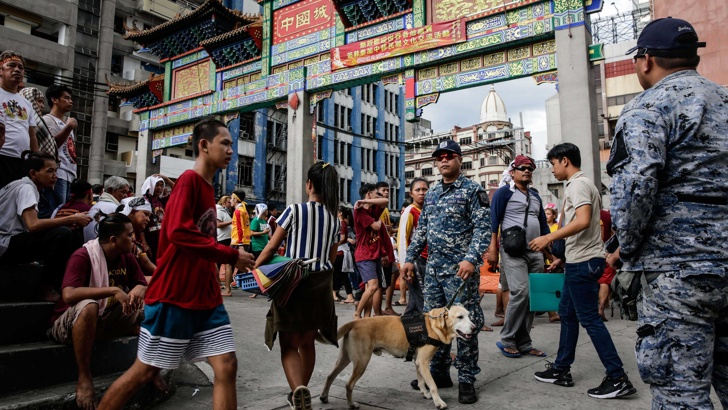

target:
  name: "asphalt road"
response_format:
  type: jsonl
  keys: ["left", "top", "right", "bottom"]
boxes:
{"left": 155, "top": 290, "right": 722, "bottom": 409}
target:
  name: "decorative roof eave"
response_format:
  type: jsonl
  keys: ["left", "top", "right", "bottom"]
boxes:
{"left": 107, "top": 74, "right": 165, "bottom": 109}
{"left": 332, "top": 0, "right": 412, "bottom": 28}
{"left": 200, "top": 22, "right": 264, "bottom": 68}
{"left": 123, "top": 0, "right": 260, "bottom": 43}
{"left": 199, "top": 21, "right": 264, "bottom": 50}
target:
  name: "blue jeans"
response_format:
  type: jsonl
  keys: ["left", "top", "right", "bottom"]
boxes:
{"left": 553, "top": 257, "right": 625, "bottom": 379}
{"left": 54, "top": 178, "right": 71, "bottom": 204}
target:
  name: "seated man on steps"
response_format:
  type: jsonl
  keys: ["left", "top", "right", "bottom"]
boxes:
{"left": 48, "top": 213, "right": 148, "bottom": 410}
{"left": 0, "top": 150, "right": 91, "bottom": 301}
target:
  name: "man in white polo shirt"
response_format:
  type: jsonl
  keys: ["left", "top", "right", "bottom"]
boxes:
{"left": 0, "top": 50, "right": 37, "bottom": 188}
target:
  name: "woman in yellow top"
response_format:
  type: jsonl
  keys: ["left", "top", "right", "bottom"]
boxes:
{"left": 229, "top": 190, "right": 251, "bottom": 294}
{"left": 544, "top": 203, "right": 560, "bottom": 322}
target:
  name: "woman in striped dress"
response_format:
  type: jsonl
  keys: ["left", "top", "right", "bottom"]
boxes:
{"left": 253, "top": 161, "right": 340, "bottom": 410}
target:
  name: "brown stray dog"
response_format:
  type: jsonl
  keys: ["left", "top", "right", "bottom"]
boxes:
{"left": 320, "top": 306, "right": 476, "bottom": 409}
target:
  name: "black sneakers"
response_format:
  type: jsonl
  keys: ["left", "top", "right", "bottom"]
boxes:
{"left": 587, "top": 374, "right": 637, "bottom": 399}
{"left": 410, "top": 374, "right": 454, "bottom": 390}
{"left": 458, "top": 382, "right": 477, "bottom": 404}
{"left": 292, "top": 386, "right": 312, "bottom": 410}
{"left": 534, "top": 362, "right": 575, "bottom": 387}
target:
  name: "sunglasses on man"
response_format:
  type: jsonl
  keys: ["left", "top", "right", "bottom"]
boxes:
{"left": 435, "top": 152, "right": 458, "bottom": 162}
{"left": 513, "top": 166, "right": 534, "bottom": 172}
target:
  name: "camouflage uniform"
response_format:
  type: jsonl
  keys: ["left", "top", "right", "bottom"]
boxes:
{"left": 406, "top": 174, "right": 491, "bottom": 384}
{"left": 607, "top": 69, "right": 728, "bottom": 408}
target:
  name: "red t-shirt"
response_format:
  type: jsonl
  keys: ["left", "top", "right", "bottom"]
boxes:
{"left": 353, "top": 205, "right": 383, "bottom": 262}
{"left": 600, "top": 210, "right": 612, "bottom": 243}
{"left": 54, "top": 201, "right": 92, "bottom": 219}
{"left": 409, "top": 206, "right": 428, "bottom": 259}
{"left": 145, "top": 170, "right": 239, "bottom": 310}
{"left": 52, "top": 247, "right": 147, "bottom": 322}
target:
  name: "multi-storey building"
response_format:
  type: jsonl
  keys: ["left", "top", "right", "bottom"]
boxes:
{"left": 109, "top": 0, "right": 405, "bottom": 209}
{"left": 405, "top": 86, "right": 532, "bottom": 197}
{"left": 0, "top": 0, "right": 206, "bottom": 188}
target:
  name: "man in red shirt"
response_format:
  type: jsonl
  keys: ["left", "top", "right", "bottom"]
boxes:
{"left": 352, "top": 183, "right": 392, "bottom": 320}
{"left": 99, "top": 118, "right": 256, "bottom": 410}
{"left": 49, "top": 213, "right": 147, "bottom": 410}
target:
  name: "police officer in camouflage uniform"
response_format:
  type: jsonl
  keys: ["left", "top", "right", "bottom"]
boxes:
{"left": 607, "top": 17, "right": 728, "bottom": 409}
{"left": 401, "top": 139, "right": 490, "bottom": 405}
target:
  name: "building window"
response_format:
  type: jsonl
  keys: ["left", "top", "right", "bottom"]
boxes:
{"left": 238, "top": 156, "right": 253, "bottom": 186}
{"left": 105, "top": 134, "right": 118, "bottom": 153}
{"left": 462, "top": 161, "right": 473, "bottom": 170}
{"left": 405, "top": 170, "right": 414, "bottom": 179}
{"left": 422, "top": 167, "right": 433, "bottom": 176}
{"left": 480, "top": 157, "right": 485, "bottom": 167}
{"left": 488, "top": 155, "right": 499, "bottom": 166}
{"left": 460, "top": 137, "right": 472, "bottom": 145}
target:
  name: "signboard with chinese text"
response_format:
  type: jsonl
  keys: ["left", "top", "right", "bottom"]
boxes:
{"left": 330, "top": 19, "right": 465, "bottom": 69}
{"left": 273, "top": 0, "right": 334, "bottom": 45}
{"left": 428, "top": 0, "right": 541, "bottom": 24}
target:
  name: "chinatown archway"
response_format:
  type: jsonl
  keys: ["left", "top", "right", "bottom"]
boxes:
{"left": 124, "top": 0, "right": 606, "bottom": 205}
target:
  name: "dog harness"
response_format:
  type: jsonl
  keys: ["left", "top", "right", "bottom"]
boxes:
{"left": 401, "top": 313, "right": 445, "bottom": 362}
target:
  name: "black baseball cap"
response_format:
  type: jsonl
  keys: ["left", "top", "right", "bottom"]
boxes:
{"left": 626, "top": 17, "right": 706, "bottom": 58}
{"left": 432, "top": 139, "right": 462, "bottom": 157}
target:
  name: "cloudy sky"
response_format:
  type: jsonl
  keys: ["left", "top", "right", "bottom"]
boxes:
{"left": 424, "top": 0, "right": 636, "bottom": 160}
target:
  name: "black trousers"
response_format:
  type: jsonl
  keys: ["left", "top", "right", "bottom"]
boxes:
{"left": 332, "top": 253, "right": 352, "bottom": 295}
{"left": 0, "top": 155, "right": 23, "bottom": 189}
{"left": 0, "top": 226, "right": 77, "bottom": 289}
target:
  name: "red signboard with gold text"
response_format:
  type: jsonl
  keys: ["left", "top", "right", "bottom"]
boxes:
{"left": 273, "top": 0, "right": 334, "bottom": 45}
{"left": 330, "top": 19, "right": 466, "bottom": 69}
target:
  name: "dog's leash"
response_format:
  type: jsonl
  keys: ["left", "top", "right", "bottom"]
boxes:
{"left": 445, "top": 278, "right": 469, "bottom": 310}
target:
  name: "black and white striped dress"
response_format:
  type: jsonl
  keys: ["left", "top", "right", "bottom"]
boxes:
{"left": 277, "top": 201, "right": 340, "bottom": 271}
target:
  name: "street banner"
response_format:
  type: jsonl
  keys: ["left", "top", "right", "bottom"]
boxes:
{"left": 331, "top": 19, "right": 466, "bottom": 69}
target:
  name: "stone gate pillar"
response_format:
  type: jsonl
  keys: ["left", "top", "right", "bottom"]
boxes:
{"left": 555, "top": 24, "right": 601, "bottom": 188}
{"left": 286, "top": 90, "right": 314, "bottom": 204}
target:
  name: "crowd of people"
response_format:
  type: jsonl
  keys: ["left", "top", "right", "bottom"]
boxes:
{"left": 0, "top": 15, "right": 726, "bottom": 410}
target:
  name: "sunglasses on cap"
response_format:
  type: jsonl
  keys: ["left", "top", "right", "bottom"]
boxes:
{"left": 129, "top": 197, "right": 147, "bottom": 207}
{"left": 633, "top": 48, "right": 648, "bottom": 61}
{"left": 513, "top": 166, "right": 534, "bottom": 172}
{"left": 436, "top": 152, "right": 458, "bottom": 161}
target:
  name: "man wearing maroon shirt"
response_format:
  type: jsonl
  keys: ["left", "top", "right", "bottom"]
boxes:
{"left": 99, "top": 118, "right": 256, "bottom": 410}
{"left": 49, "top": 213, "right": 147, "bottom": 410}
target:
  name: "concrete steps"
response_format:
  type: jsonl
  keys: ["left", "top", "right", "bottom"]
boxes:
{"left": 0, "top": 301, "right": 55, "bottom": 345}
{"left": 0, "top": 369, "right": 177, "bottom": 410}
{"left": 0, "top": 337, "right": 140, "bottom": 395}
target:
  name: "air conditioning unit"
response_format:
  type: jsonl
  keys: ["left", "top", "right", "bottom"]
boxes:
{"left": 120, "top": 151, "right": 134, "bottom": 167}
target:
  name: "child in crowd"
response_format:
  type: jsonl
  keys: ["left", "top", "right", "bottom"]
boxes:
{"left": 253, "top": 161, "right": 340, "bottom": 410}
{"left": 97, "top": 118, "right": 256, "bottom": 410}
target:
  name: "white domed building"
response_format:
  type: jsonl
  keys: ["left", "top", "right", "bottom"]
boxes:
{"left": 404, "top": 86, "right": 533, "bottom": 194}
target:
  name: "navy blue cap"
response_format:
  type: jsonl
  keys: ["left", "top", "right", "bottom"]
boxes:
{"left": 432, "top": 139, "right": 462, "bottom": 157}
{"left": 626, "top": 17, "right": 706, "bottom": 57}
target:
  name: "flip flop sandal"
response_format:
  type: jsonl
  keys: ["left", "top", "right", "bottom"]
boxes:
{"left": 496, "top": 341, "right": 521, "bottom": 358}
{"left": 520, "top": 348, "right": 547, "bottom": 357}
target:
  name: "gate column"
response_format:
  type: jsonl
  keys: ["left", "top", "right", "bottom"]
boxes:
{"left": 555, "top": 24, "right": 601, "bottom": 188}
{"left": 286, "top": 90, "right": 315, "bottom": 205}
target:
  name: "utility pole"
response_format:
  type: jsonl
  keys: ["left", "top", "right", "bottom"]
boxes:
{"left": 87, "top": 0, "right": 117, "bottom": 184}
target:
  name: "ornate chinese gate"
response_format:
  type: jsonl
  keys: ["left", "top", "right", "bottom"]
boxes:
{"left": 121, "top": 0, "right": 604, "bottom": 203}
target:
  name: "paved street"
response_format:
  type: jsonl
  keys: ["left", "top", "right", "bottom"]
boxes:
{"left": 157, "top": 290, "right": 721, "bottom": 409}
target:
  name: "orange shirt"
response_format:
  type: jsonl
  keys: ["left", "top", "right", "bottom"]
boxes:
{"left": 231, "top": 202, "right": 251, "bottom": 245}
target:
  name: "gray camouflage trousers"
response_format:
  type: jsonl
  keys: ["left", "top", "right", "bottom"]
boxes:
{"left": 637, "top": 272, "right": 728, "bottom": 409}
{"left": 423, "top": 266, "right": 484, "bottom": 384}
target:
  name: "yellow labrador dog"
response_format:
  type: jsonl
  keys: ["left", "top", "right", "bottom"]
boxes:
{"left": 320, "top": 306, "right": 475, "bottom": 409}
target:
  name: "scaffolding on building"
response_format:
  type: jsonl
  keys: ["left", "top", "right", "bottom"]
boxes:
{"left": 590, "top": 5, "right": 651, "bottom": 45}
